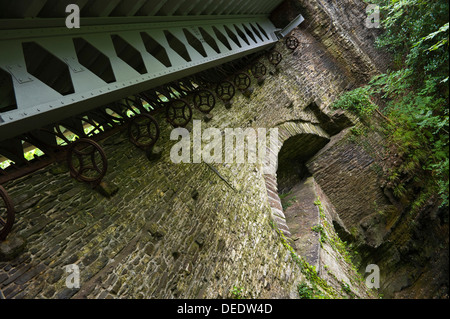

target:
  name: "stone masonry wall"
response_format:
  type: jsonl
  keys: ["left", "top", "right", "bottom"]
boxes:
{"left": 272, "top": 0, "right": 390, "bottom": 90}
{"left": 306, "top": 126, "right": 392, "bottom": 248}
{"left": 0, "top": 30, "right": 361, "bottom": 299}
{"left": 0, "top": 0, "right": 392, "bottom": 299}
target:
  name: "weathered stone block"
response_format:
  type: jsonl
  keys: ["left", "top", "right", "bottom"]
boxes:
{"left": 0, "top": 236, "right": 26, "bottom": 261}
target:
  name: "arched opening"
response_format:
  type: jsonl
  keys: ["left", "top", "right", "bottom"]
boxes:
{"left": 276, "top": 134, "right": 329, "bottom": 194}
{"left": 275, "top": 133, "right": 329, "bottom": 266}
{"left": 261, "top": 121, "right": 332, "bottom": 239}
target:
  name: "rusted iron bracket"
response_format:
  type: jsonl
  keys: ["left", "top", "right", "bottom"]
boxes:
{"left": 251, "top": 62, "right": 267, "bottom": 85}
{"left": 166, "top": 99, "right": 193, "bottom": 128}
{"left": 128, "top": 114, "right": 160, "bottom": 150}
{"left": 0, "top": 184, "right": 15, "bottom": 241}
{"left": 215, "top": 80, "right": 236, "bottom": 108}
{"left": 268, "top": 50, "right": 283, "bottom": 66}
{"left": 67, "top": 138, "right": 108, "bottom": 188}
{"left": 285, "top": 36, "right": 299, "bottom": 51}
{"left": 193, "top": 89, "right": 216, "bottom": 114}
{"left": 233, "top": 72, "right": 253, "bottom": 97}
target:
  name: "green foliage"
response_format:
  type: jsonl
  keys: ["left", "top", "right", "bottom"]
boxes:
{"left": 340, "top": 282, "right": 355, "bottom": 298}
{"left": 332, "top": 87, "right": 376, "bottom": 117}
{"left": 278, "top": 191, "right": 291, "bottom": 199}
{"left": 274, "top": 222, "right": 337, "bottom": 298}
{"left": 313, "top": 198, "right": 360, "bottom": 267}
{"left": 279, "top": 191, "right": 297, "bottom": 210}
{"left": 229, "top": 286, "right": 245, "bottom": 299}
{"left": 297, "top": 283, "right": 318, "bottom": 299}
{"left": 334, "top": 0, "right": 449, "bottom": 209}
{"left": 311, "top": 224, "right": 327, "bottom": 244}
{"left": 272, "top": 198, "right": 370, "bottom": 299}
{"left": 350, "top": 125, "right": 368, "bottom": 137}
{"left": 374, "top": 0, "right": 449, "bottom": 82}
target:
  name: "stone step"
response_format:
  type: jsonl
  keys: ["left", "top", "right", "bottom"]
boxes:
{"left": 282, "top": 176, "right": 321, "bottom": 270}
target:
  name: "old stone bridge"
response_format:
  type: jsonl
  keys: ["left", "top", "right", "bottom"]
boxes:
{"left": 2, "top": 0, "right": 444, "bottom": 300}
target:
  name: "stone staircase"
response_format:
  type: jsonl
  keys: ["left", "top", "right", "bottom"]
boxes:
{"left": 280, "top": 176, "right": 375, "bottom": 298}
{"left": 282, "top": 177, "right": 321, "bottom": 270}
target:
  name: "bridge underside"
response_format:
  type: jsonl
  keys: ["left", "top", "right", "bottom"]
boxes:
{"left": 0, "top": 0, "right": 303, "bottom": 180}
{"left": 0, "top": 0, "right": 283, "bottom": 137}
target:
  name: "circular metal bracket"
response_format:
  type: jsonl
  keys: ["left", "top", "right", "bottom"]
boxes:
{"left": 193, "top": 89, "right": 216, "bottom": 113}
{"left": 233, "top": 72, "right": 252, "bottom": 91}
{"left": 67, "top": 138, "right": 108, "bottom": 186}
{"left": 128, "top": 114, "right": 160, "bottom": 150}
{"left": 285, "top": 36, "right": 299, "bottom": 50}
{"left": 215, "top": 81, "right": 236, "bottom": 102}
{"left": 251, "top": 62, "right": 267, "bottom": 79}
{"left": 0, "top": 185, "right": 15, "bottom": 241}
{"left": 268, "top": 50, "right": 283, "bottom": 66}
{"left": 166, "top": 99, "right": 193, "bottom": 128}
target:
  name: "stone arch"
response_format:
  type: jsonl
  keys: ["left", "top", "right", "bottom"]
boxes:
{"left": 262, "top": 121, "right": 330, "bottom": 238}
